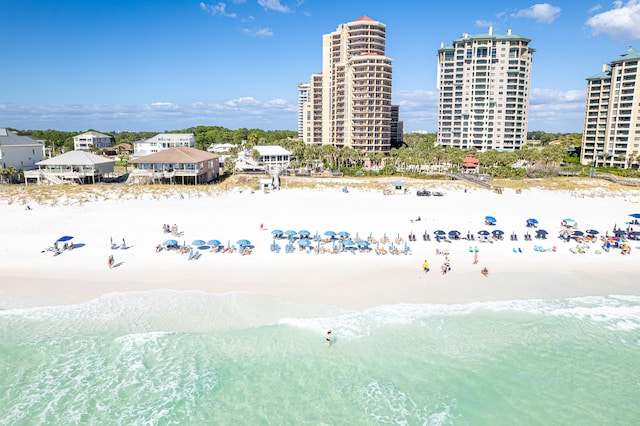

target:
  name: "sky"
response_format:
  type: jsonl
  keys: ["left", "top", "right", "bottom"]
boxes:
{"left": 1, "top": 0, "right": 640, "bottom": 134}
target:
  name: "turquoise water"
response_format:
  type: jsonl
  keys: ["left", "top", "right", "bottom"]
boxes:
{"left": 1, "top": 291, "right": 639, "bottom": 425}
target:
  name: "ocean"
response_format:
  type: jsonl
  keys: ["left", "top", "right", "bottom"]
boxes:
{"left": 1, "top": 291, "right": 639, "bottom": 425}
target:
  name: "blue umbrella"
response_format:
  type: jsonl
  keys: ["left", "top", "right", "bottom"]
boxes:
{"left": 572, "top": 231, "right": 584, "bottom": 236}
{"left": 357, "top": 240, "right": 370, "bottom": 247}
{"left": 163, "top": 239, "right": 178, "bottom": 246}
{"left": 629, "top": 213, "right": 640, "bottom": 219}
{"left": 478, "top": 230, "right": 490, "bottom": 236}
{"left": 299, "top": 230, "right": 311, "bottom": 237}
{"left": 536, "top": 229, "right": 548, "bottom": 235}
{"left": 271, "top": 229, "right": 283, "bottom": 236}
{"left": 585, "top": 229, "right": 599, "bottom": 235}
{"left": 298, "top": 239, "right": 310, "bottom": 246}
{"left": 434, "top": 230, "right": 446, "bottom": 236}
{"left": 197, "top": 245, "right": 210, "bottom": 251}
{"left": 492, "top": 229, "right": 504, "bottom": 235}
{"left": 57, "top": 235, "right": 73, "bottom": 242}
{"left": 237, "top": 239, "right": 251, "bottom": 246}
{"left": 485, "top": 216, "right": 496, "bottom": 223}
{"left": 342, "top": 239, "right": 356, "bottom": 246}
{"left": 207, "top": 239, "right": 221, "bottom": 246}
{"left": 284, "top": 230, "right": 297, "bottom": 236}
{"left": 337, "top": 231, "right": 350, "bottom": 237}
{"left": 192, "top": 239, "right": 206, "bottom": 246}
{"left": 526, "top": 218, "right": 538, "bottom": 224}
{"left": 448, "top": 230, "right": 460, "bottom": 238}
{"left": 324, "top": 231, "right": 336, "bottom": 237}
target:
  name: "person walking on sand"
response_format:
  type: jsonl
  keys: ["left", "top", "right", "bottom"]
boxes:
{"left": 108, "top": 255, "right": 114, "bottom": 269}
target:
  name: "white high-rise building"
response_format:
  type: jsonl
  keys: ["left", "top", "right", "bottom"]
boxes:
{"left": 436, "top": 28, "right": 534, "bottom": 151}
{"left": 297, "top": 82, "right": 310, "bottom": 140}
{"left": 299, "top": 16, "right": 394, "bottom": 153}
{"left": 580, "top": 47, "right": 640, "bottom": 169}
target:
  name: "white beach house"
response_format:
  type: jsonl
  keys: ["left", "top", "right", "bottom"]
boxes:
{"left": 73, "top": 131, "right": 113, "bottom": 151}
{"left": 235, "top": 145, "right": 291, "bottom": 174}
{"left": 133, "top": 133, "right": 195, "bottom": 158}
{"left": 0, "top": 128, "right": 45, "bottom": 170}
{"left": 25, "top": 150, "right": 116, "bottom": 185}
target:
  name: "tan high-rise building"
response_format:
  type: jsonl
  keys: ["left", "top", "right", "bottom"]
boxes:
{"left": 299, "top": 16, "right": 393, "bottom": 153}
{"left": 581, "top": 47, "right": 640, "bottom": 169}
{"left": 436, "top": 28, "right": 534, "bottom": 151}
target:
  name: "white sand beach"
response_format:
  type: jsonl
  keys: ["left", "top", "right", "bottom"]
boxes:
{"left": 1, "top": 180, "right": 639, "bottom": 310}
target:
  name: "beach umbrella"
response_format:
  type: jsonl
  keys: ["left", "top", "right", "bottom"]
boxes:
{"left": 324, "top": 231, "right": 336, "bottom": 237}
{"left": 448, "top": 230, "right": 460, "bottom": 238}
{"left": 284, "top": 230, "right": 297, "bottom": 236}
{"left": 485, "top": 216, "right": 496, "bottom": 223}
{"left": 342, "top": 239, "right": 355, "bottom": 246}
{"left": 163, "top": 239, "right": 178, "bottom": 246}
{"left": 192, "top": 239, "right": 206, "bottom": 246}
{"left": 434, "top": 230, "right": 446, "bottom": 236}
{"left": 629, "top": 213, "right": 640, "bottom": 218}
{"left": 563, "top": 218, "right": 576, "bottom": 224}
{"left": 357, "top": 240, "right": 370, "bottom": 247}
{"left": 299, "top": 230, "right": 311, "bottom": 237}
{"left": 298, "top": 239, "right": 310, "bottom": 246}
{"left": 613, "top": 229, "right": 626, "bottom": 236}
{"left": 57, "top": 235, "right": 73, "bottom": 242}
{"left": 536, "top": 229, "right": 548, "bottom": 235}
{"left": 271, "top": 229, "right": 283, "bottom": 236}
{"left": 571, "top": 231, "right": 584, "bottom": 236}
{"left": 337, "top": 231, "right": 350, "bottom": 238}
{"left": 526, "top": 218, "right": 538, "bottom": 225}
{"left": 197, "top": 245, "right": 210, "bottom": 251}
{"left": 492, "top": 229, "right": 504, "bottom": 236}
{"left": 207, "top": 239, "right": 221, "bottom": 246}
{"left": 237, "top": 239, "right": 251, "bottom": 246}
{"left": 586, "top": 229, "right": 599, "bottom": 235}
{"left": 478, "top": 230, "right": 490, "bottom": 236}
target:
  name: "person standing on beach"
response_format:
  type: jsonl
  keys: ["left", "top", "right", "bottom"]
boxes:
{"left": 108, "top": 255, "right": 114, "bottom": 269}
{"left": 326, "top": 330, "right": 332, "bottom": 347}
{"left": 473, "top": 250, "right": 478, "bottom": 264}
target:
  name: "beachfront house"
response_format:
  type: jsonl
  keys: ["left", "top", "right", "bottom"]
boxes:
{"left": 0, "top": 128, "right": 45, "bottom": 171}
{"left": 24, "top": 150, "right": 116, "bottom": 185}
{"left": 207, "top": 143, "right": 237, "bottom": 169}
{"left": 235, "top": 145, "right": 291, "bottom": 175}
{"left": 132, "top": 133, "right": 195, "bottom": 158}
{"left": 128, "top": 146, "right": 219, "bottom": 185}
{"left": 73, "top": 131, "right": 112, "bottom": 151}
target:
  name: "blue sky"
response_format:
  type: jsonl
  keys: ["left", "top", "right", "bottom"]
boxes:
{"left": 1, "top": 0, "right": 639, "bottom": 133}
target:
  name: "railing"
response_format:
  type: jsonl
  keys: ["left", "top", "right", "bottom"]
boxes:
{"left": 446, "top": 172, "right": 494, "bottom": 190}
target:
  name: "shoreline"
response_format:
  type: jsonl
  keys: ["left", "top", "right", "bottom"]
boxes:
{"left": 1, "top": 180, "right": 639, "bottom": 311}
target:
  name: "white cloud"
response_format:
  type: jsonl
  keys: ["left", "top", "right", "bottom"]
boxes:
{"left": 586, "top": 0, "right": 640, "bottom": 39}
{"left": 0, "top": 97, "right": 298, "bottom": 131}
{"left": 513, "top": 3, "right": 561, "bottom": 24}
{"left": 258, "top": 0, "right": 290, "bottom": 13}
{"left": 475, "top": 19, "right": 493, "bottom": 28}
{"left": 588, "top": 4, "right": 602, "bottom": 14}
{"left": 242, "top": 27, "right": 274, "bottom": 37}
{"left": 200, "top": 2, "right": 237, "bottom": 18}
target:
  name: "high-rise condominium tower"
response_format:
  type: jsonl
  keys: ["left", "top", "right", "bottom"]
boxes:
{"left": 580, "top": 47, "right": 640, "bottom": 169}
{"left": 299, "top": 16, "right": 393, "bottom": 153}
{"left": 436, "top": 28, "right": 534, "bottom": 151}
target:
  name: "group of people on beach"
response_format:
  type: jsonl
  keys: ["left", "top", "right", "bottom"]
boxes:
{"left": 162, "top": 223, "right": 179, "bottom": 235}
